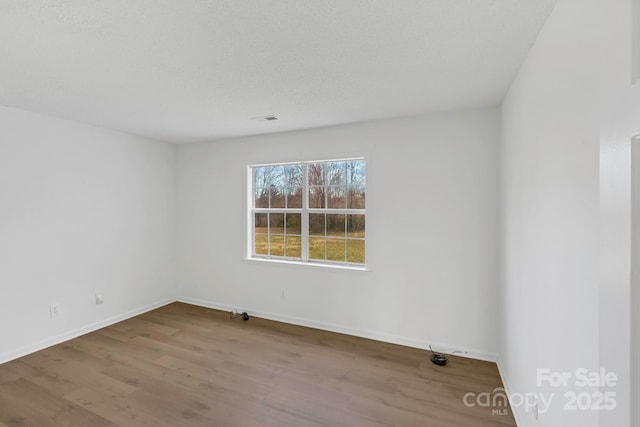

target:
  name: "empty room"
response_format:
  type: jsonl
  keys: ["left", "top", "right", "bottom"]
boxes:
{"left": 0, "top": 1, "right": 637, "bottom": 426}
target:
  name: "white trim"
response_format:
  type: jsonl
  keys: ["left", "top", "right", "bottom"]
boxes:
{"left": 634, "top": 0, "right": 640, "bottom": 84}
{"left": 176, "top": 296, "right": 497, "bottom": 363}
{"left": 0, "top": 297, "right": 174, "bottom": 365}
{"left": 251, "top": 156, "right": 365, "bottom": 168}
{"left": 302, "top": 162, "right": 310, "bottom": 259}
{"left": 244, "top": 256, "right": 369, "bottom": 271}
{"left": 631, "top": 135, "right": 640, "bottom": 427}
{"left": 496, "top": 360, "right": 521, "bottom": 427}
{"left": 2, "top": 296, "right": 498, "bottom": 375}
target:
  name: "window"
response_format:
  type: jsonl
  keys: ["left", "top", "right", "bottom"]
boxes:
{"left": 249, "top": 158, "right": 366, "bottom": 267}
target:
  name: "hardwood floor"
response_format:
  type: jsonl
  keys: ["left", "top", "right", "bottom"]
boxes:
{"left": 0, "top": 303, "right": 516, "bottom": 426}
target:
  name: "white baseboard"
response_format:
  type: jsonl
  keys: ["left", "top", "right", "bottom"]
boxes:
{"left": 0, "top": 297, "right": 175, "bottom": 365}
{"left": 1, "top": 295, "right": 499, "bottom": 368}
{"left": 176, "top": 296, "right": 498, "bottom": 363}
{"left": 497, "top": 359, "right": 521, "bottom": 427}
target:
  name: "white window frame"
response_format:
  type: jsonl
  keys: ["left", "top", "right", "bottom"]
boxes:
{"left": 634, "top": 0, "right": 640, "bottom": 84}
{"left": 247, "top": 157, "right": 366, "bottom": 269}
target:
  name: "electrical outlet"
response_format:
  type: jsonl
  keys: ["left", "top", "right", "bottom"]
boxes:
{"left": 49, "top": 304, "right": 60, "bottom": 317}
{"left": 95, "top": 293, "right": 104, "bottom": 304}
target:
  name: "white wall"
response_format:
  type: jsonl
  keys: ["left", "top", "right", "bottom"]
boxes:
{"left": 599, "top": 0, "right": 640, "bottom": 426}
{"left": 0, "top": 105, "right": 177, "bottom": 363}
{"left": 176, "top": 107, "right": 501, "bottom": 359}
{"left": 500, "top": 0, "right": 601, "bottom": 426}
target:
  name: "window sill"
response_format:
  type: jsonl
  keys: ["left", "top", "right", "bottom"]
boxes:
{"left": 244, "top": 256, "right": 369, "bottom": 272}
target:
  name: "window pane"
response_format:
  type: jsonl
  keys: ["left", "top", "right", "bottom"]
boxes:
{"left": 270, "top": 165, "right": 286, "bottom": 187}
{"left": 309, "top": 237, "right": 325, "bottom": 260}
{"left": 286, "top": 187, "right": 303, "bottom": 208}
{"left": 255, "top": 187, "right": 269, "bottom": 208}
{"left": 283, "top": 164, "right": 303, "bottom": 187}
{"left": 286, "top": 236, "right": 302, "bottom": 258}
{"left": 347, "top": 160, "right": 366, "bottom": 185}
{"left": 326, "top": 161, "right": 346, "bottom": 186}
{"left": 255, "top": 165, "right": 284, "bottom": 188}
{"left": 255, "top": 234, "right": 268, "bottom": 255}
{"left": 255, "top": 213, "right": 268, "bottom": 233}
{"left": 270, "top": 187, "right": 285, "bottom": 208}
{"left": 270, "top": 235, "right": 285, "bottom": 256}
{"left": 327, "top": 214, "right": 346, "bottom": 236}
{"left": 286, "top": 213, "right": 301, "bottom": 235}
{"left": 347, "top": 186, "right": 366, "bottom": 209}
{"left": 347, "top": 215, "right": 365, "bottom": 238}
{"left": 326, "top": 238, "right": 346, "bottom": 261}
{"left": 254, "top": 167, "right": 266, "bottom": 188}
{"left": 309, "top": 186, "right": 325, "bottom": 208}
{"left": 346, "top": 239, "right": 365, "bottom": 263}
{"left": 270, "top": 213, "right": 284, "bottom": 234}
{"left": 308, "top": 163, "right": 325, "bottom": 186}
{"left": 327, "top": 186, "right": 346, "bottom": 209}
{"left": 309, "top": 214, "right": 325, "bottom": 236}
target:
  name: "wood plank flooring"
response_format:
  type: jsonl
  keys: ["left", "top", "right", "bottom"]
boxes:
{"left": 0, "top": 302, "right": 516, "bottom": 426}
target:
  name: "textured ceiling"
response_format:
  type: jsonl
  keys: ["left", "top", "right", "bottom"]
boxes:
{"left": 0, "top": 0, "right": 557, "bottom": 143}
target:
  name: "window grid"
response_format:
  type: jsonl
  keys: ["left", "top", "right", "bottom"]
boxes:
{"left": 250, "top": 159, "right": 365, "bottom": 266}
